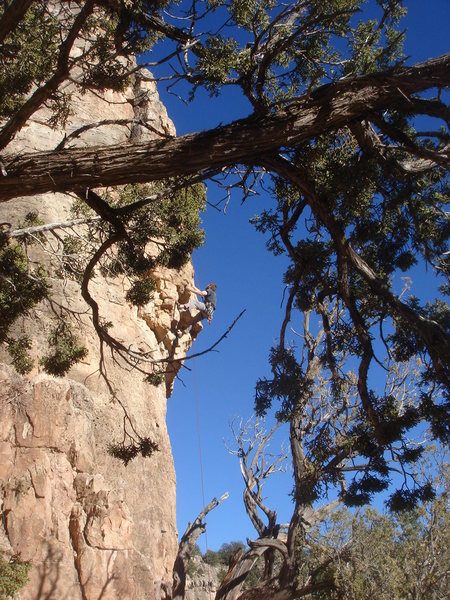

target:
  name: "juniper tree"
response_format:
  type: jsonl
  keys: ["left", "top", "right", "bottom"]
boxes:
{"left": 0, "top": 2, "right": 448, "bottom": 596}
{"left": 252, "top": 141, "right": 448, "bottom": 507}
{"left": 218, "top": 315, "right": 439, "bottom": 598}
{"left": 300, "top": 449, "right": 449, "bottom": 599}
{"left": 0, "top": 1, "right": 447, "bottom": 387}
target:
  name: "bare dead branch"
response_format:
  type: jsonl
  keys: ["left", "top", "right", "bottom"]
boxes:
{"left": 153, "top": 310, "right": 246, "bottom": 365}
{"left": 10, "top": 216, "right": 102, "bottom": 238}
{"left": 228, "top": 417, "right": 286, "bottom": 537}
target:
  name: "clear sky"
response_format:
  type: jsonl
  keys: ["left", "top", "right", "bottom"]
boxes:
{"left": 157, "top": 1, "right": 450, "bottom": 551}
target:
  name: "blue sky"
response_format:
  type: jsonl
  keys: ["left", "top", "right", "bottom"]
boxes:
{"left": 157, "top": 1, "right": 450, "bottom": 551}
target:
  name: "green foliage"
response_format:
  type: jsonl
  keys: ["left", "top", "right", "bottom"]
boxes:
{"left": 255, "top": 347, "right": 312, "bottom": 420}
{"left": 386, "top": 482, "right": 435, "bottom": 512}
{"left": 107, "top": 437, "right": 159, "bottom": 466}
{"left": 0, "top": 4, "right": 58, "bottom": 119}
{"left": 145, "top": 371, "right": 165, "bottom": 387}
{"left": 205, "top": 541, "right": 245, "bottom": 566}
{"left": 186, "top": 558, "right": 204, "bottom": 579}
{"left": 125, "top": 277, "right": 156, "bottom": 306}
{"left": 0, "top": 552, "right": 31, "bottom": 599}
{"left": 197, "top": 36, "right": 240, "bottom": 94}
{"left": 40, "top": 322, "right": 87, "bottom": 377}
{"left": 6, "top": 336, "right": 33, "bottom": 375}
{"left": 0, "top": 239, "right": 47, "bottom": 342}
{"left": 105, "top": 182, "right": 205, "bottom": 290}
{"left": 204, "top": 549, "right": 222, "bottom": 567}
{"left": 217, "top": 541, "right": 246, "bottom": 564}
{"left": 282, "top": 451, "right": 448, "bottom": 598}
{"left": 344, "top": 3, "right": 406, "bottom": 76}
{"left": 193, "top": 0, "right": 372, "bottom": 103}
{"left": 318, "top": 498, "right": 450, "bottom": 600}
{"left": 217, "top": 567, "right": 228, "bottom": 584}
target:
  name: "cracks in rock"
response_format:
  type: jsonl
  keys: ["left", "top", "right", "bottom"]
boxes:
{"left": 27, "top": 467, "right": 44, "bottom": 499}
{"left": 69, "top": 496, "right": 120, "bottom": 600}
{"left": 12, "top": 407, "right": 34, "bottom": 446}
{"left": 0, "top": 507, "right": 12, "bottom": 549}
{"left": 69, "top": 503, "right": 89, "bottom": 600}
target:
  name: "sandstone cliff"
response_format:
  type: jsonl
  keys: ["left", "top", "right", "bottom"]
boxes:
{"left": 0, "top": 71, "right": 199, "bottom": 599}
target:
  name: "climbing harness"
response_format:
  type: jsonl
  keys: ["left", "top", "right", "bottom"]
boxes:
{"left": 203, "top": 301, "right": 214, "bottom": 324}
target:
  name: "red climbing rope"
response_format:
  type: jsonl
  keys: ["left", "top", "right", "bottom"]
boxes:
{"left": 193, "top": 358, "right": 213, "bottom": 599}
{"left": 192, "top": 268, "right": 213, "bottom": 596}
{"left": 193, "top": 358, "right": 207, "bottom": 524}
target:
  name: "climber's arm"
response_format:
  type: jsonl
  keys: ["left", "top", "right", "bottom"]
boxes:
{"left": 186, "top": 285, "right": 206, "bottom": 296}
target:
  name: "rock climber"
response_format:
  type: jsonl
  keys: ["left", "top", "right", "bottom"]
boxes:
{"left": 179, "top": 282, "right": 217, "bottom": 324}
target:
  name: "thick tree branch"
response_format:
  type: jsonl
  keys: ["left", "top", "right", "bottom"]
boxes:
{"left": 371, "top": 114, "right": 450, "bottom": 168}
{"left": 248, "top": 537, "right": 288, "bottom": 558}
{"left": 350, "top": 120, "right": 447, "bottom": 173}
{"left": 1, "top": 54, "right": 449, "bottom": 200}
{"left": 0, "top": 0, "right": 33, "bottom": 43}
{"left": 216, "top": 545, "right": 269, "bottom": 600}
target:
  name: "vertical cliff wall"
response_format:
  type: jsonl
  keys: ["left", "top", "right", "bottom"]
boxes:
{"left": 0, "top": 70, "right": 198, "bottom": 599}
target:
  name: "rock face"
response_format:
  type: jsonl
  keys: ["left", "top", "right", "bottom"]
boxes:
{"left": 185, "top": 556, "right": 223, "bottom": 600}
{"left": 0, "top": 62, "right": 199, "bottom": 599}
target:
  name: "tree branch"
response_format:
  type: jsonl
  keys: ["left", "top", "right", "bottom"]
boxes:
{"left": 260, "top": 153, "right": 450, "bottom": 393}
{"left": 9, "top": 216, "right": 102, "bottom": 238}
{"left": 2, "top": 54, "right": 449, "bottom": 200}
{"left": 0, "top": 0, "right": 96, "bottom": 151}
{"left": 350, "top": 120, "right": 447, "bottom": 174}
{"left": 0, "top": 0, "right": 33, "bottom": 44}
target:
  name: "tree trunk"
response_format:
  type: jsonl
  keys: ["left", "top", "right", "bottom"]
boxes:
{"left": 215, "top": 546, "right": 267, "bottom": 600}
{"left": 172, "top": 493, "right": 228, "bottom": 600}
